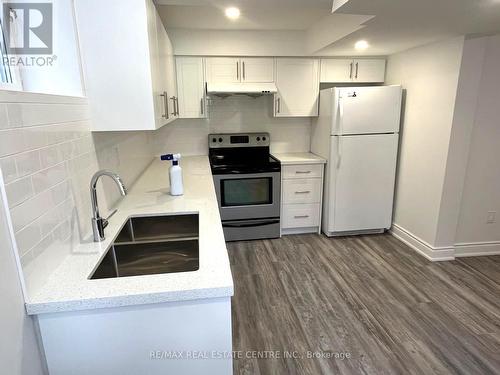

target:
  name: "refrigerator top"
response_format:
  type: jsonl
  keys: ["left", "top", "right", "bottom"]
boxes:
{"left": 330, "top": 85, "right": 402, "bottom": 136}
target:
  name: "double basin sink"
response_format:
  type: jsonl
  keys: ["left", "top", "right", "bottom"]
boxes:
{"left": 90, "top": 214, "right": 199, "bottom": 279}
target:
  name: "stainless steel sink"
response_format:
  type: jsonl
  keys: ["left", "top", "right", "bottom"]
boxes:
{"left": 90, "top": 214, "right": 199, "bottom": 279}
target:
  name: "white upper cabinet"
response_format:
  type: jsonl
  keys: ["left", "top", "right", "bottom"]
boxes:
{"left": 274, "top": 58, "right": 320, "bottom": 117}
{"left": 156, "top": 10, "right": 179, "bottom": 121}
{"left": 206, "top": 57, "right": 274, "bottom": 83}
{"left": 176, "top": 57, "right": 206, "bottom": 118}
{"left": 320, "top": 58, "right": 386, "bottom": 83}
{"left": 206, "top": 58, "right": 240, "bottom": 83}
{"left": 352, "top": 59, "right": 386, "bottom": 83}
{"left": 240, "top": 58, "right": 274, "bottom": 82}
{"left": 74, "top": 0, "right": 176, "bottom": 131}
{"left": 320, "top": 59, "right": 353, "bottom": 83}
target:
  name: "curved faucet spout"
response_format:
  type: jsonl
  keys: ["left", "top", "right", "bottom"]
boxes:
{"left": 90, "top": 170, "right": 127, "bottom": 242}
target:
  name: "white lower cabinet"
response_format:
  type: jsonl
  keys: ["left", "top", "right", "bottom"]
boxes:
{"left": 280, "top": 162, "right": 325, "bottom": 235}
{"left": 283, "top": 204, "right": 321, "bottom": 229}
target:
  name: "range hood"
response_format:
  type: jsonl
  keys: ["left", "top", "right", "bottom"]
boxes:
{"left": 206, "top": 82, "right": 277, "bottom": 97}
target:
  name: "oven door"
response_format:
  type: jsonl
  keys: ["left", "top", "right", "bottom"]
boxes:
{"left": 213, "top": 172, "right": 281, "bottom": 221}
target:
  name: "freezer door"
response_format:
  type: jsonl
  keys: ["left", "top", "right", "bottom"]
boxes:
{"left": 327, "top": 133, "right": 398, "bottom": 233}
{"left": 332, "top": 86, "right": 402, "bottom": 135}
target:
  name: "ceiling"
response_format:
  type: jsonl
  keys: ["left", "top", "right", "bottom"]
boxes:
{"left": 325, "top": 0, "right": 500, "bottom": 55}
{"left": 156, "top": 0, "right": 500, "bottom": 55}
{"left": 156, "top": 0, "right": 332, "bottom": 30}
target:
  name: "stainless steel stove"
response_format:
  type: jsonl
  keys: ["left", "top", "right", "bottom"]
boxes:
{"left": 209, "top": 133, "right": 281, "bottom": 241}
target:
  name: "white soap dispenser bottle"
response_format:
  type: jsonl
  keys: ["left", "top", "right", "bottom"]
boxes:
{"left": 160, "top": 153, "right": 183, "bottom": 196}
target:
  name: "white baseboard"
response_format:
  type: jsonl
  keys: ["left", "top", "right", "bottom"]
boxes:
{"left": 390, "top": 224, "right": 455, "bottom": 261}
{"left": 454, "top": 241, "right": 500, "bottom": 257}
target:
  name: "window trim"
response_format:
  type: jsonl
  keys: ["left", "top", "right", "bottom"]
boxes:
{"left": 0, "top": 2, "right": 22, "bottom": 91}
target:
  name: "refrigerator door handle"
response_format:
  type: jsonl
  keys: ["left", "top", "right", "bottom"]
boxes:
{"left": 337, "top": 136, "right": 343, "bottom": 169}
{"left": 337, "top": 96, "right": 344, "bottom": 168}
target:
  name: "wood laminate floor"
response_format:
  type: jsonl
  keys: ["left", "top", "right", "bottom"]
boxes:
{"left": 227, "top": 233, "right": 500, "bottom": 375}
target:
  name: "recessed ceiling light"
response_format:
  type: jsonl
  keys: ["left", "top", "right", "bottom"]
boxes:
{"left": 225, "top": 7, "right": 240, "bottom": 20}
{"left": 355, "top": 40, "right": 369, "bottom": 50}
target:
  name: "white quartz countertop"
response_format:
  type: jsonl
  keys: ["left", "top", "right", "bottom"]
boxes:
{"left": 26, "top": 156, "right": 234, "bottom": 315}
{"left": 273, "top": 152, "right": 326, "bottom": 165}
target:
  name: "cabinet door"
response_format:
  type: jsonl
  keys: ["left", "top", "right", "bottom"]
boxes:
{"left": 274, "top": 58, "right": 320, "bottom": 117}
{"left": 176, "top": 57, "right": 206, "bottom": 118}
{"left": 240, "top": 58, "right": 274, "bottom": 82}
{"left": 154, "top": 9, "right": 177, "bottom": 126}
{"left": 205, "top": 57, "right": 240, "bottom": 83}
{"left": 164, "top": 29, "right": 178, "bottom": 120}
{"left": 353, "top": 59, "right": 386, "bottom": 83}
{"left": 320, "top": 59, "right": 353, "bottom": 83}
{"left": 147, "top": 0, "right": 165, "bottom": 128}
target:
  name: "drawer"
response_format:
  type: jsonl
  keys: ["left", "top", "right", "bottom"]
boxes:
{"left": 283, "top": 164, "right": 323, "bottom": 179}
{"left": 283, "top": 178, "right": 322, "bottom": 204}
{"left": 282, "top": 204, "right": 320, "bottom": 229}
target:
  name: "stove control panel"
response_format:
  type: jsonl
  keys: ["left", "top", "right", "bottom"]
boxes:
{"left": 209, "top": 133, "right": 270, "bottom": 148}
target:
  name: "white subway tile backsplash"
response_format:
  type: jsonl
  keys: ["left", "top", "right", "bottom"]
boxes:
{"left": 16, "top": 150, "right": 41, "bottom": 177}
{"left": 0, "top": 156, "right": 17, "bottom": 183}
{"left": 24, "top": 126, "right": 49, "bottom": 149}
{"left": 10, "top": 187, "right": 55, "bottom": 232}
{"left": 31, "top": 232, "right": 53, "bottom": 258}
{"left": 0, "top": 104, "right": 8, "bottom": 129}
{"left": 0, "top": 129, "right": 26, "bottom": 157}
{"left": 153, "top": 96, "right": 312, "bottom": 156}
{"left": 5, "top": 176, "right": 34, "bottom": 208}
{"left": 6, "top": 103, "right": 23, "bottom": 128}
{"left": 32, "top": 163, "right": 68, "bottom": 194}
{"left": 16, "top": 222, "right": 42, "bottom": 256}
{"left": 0, "top": 94, "right": 154, "bottom": 299}
{"left": 39, "top": 145, "right": 62, "bottom": 168}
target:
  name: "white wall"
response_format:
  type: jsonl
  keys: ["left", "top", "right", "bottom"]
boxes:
{"left": 433, "top": 36, "right": 487, "bottom": 248}
{"left": 153, "top": 96, "right": 312, "bottom": 156}
{"left": 0, "top": 90, "right": 154, "bottom": 297}
{"left": 455, "top": 34, "right": 500, "bottom": 252}
{"left": 168, "top": 29, "right": 308, "bottom": 56}
{"left": 386, "top": 37, "right": 464, "bottom": 249}
{"left": 0, "top": 173, "right": 47, "bottom": 375}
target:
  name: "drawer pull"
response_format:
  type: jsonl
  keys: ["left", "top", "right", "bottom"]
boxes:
{"left": 295, "top": 171, "right": 311, "bottom": 174}
{"left": 294, "top": 215, "right": 310, "bottom": 219}
{"left": 295, "top": 191, "right": 311, "bottom": 194}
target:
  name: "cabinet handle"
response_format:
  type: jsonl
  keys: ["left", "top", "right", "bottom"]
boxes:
{"left": 295, "top": 170, "right": 311, "bottom": 174}
{"left": 236, "top": 61, "right": 239, "bottom": 80}
{"left": 349, "top": 62, "right": 353, "bottom": 79}
{"left": 355, "top": 62, "right": 359, "bottom": 79}
{"left": 176, "top": 97, "right": 180, "bottom": 116}
{"left": 170, "top": 96, "right": 176, "bottom": 116}
{"left": 295, "top": 191, "right": 311, "bottom": 194}
{"left": 160, "top": 91, "right": 169, "bottom": 119}
{"left": 200, "top": 98, "right": 204, "bottom": 115}
{"left": 276, "top": 97, "right": 281, "bottom": 114}
{"left": 294, "top": 215, "right": 310, "bottom": 219}
{"left": 242, "top": 61, "right": 246, "bottom": 80}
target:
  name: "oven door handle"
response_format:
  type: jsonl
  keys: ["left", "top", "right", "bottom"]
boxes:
{"left": 223, "top": 219, "right": 280, "bottom": 228}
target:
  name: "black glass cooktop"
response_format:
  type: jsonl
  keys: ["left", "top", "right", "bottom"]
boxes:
{"left": 209, "top": 147, "right": 281, "bottom": 175}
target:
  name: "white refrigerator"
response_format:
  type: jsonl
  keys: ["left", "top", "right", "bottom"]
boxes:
{"left": 311, "top": 85, "right": 402, "bottom": 236}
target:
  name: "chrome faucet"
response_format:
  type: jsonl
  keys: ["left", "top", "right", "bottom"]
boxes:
{"left": 90, "top": 170, "right": 127, "bottom": 242}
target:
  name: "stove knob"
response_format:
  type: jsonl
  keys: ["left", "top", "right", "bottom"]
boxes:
{"left": 262, "top": 136, "right": 267, "bottom": 141}
{"left": 212, "top": 137, "right": 217, "bottom": 143}
{"left": 256, "top": 137, "right": 261, "bottom": 141}
{"left": 218, "top": 137, "right": 223, "bottom": 143}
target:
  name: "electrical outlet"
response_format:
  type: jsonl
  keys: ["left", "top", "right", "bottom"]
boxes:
{"left": 487, "top": 211, "right": 497, "bottom": 224}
